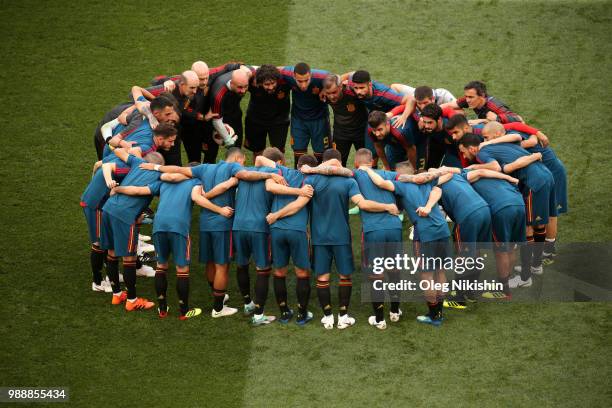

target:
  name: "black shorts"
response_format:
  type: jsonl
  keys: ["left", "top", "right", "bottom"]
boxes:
{"left": 245, "top": 116, "right": 289, "bottom": 152}
{"left": 334, "top": 138, "right": 365, "bottom": 167}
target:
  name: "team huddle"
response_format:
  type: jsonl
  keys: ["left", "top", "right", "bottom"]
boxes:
{"left": 81, "top": 60, "right": 567, "bottom": 329}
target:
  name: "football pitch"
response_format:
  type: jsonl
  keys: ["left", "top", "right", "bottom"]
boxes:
{"left": 1, "top": 0, "right": 611, "bottom": 406}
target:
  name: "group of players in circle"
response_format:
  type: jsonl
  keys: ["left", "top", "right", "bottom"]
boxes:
{"left": 81, "top": 59, "right": 567, "bottom": 329}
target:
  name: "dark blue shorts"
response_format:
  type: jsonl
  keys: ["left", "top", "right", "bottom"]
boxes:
{"left": 83, "top": 205, "right": 102, "bottom": 243}
{"left": 545, "top": 158, "right": 568, "bottom": 215}
{"left": 199, "top": 230, "right": 232, "bottom": 265}
{"left": 524, "top": 180, "right": 557, "bottom": 226}
{"left": 233, "top": 230, "right": 271, "bottom": 269}
{"left": 362, "top": 229, "right": 403, "bottom": 267}
{"left": 453, "top": 207, "right": 492, "bottom": 252}
{"left": 290, "top": 116, "right": 331, "bottom": 154}
{"left": 413, "top": 239, "right": 451, "bottom": 273}
{"left": 270, "top": 228, "right": 310, "bottom": 270}
{"left": 492, "top": 205, "right": 526, "bottom": 252}
{"left": 100, "top": 211, "right": 139, "bottom": 257}
{"left": 154, "top": 231, "right": 191, "bottom": 267}
{"left": 385, "top": 145, "right": 408, "bottom": 170}
{"left": 312, "top": 244, "right": 354, "bottom": 276}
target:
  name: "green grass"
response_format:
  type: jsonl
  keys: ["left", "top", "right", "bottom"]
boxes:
{"left": 1, "top": 0, "right": 611, "bottom": 406}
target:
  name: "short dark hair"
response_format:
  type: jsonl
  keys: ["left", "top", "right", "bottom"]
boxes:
{"left": 150, "top": 94, "right": 179, "bottom": 113}
{"left": 464, "top": 80, "right": 487, "bottom": 97}
{"left": 355, "top": 148, "right": 373, "bottom": 164}
{"left": 458, "top": 133, "right": 482, "bottom": 148}
{"left": 395, "top": 160, "right": 415, "bottom": 174}
{"left": 322, "top": 148, "right": 341, "bottom": 162}
{"left": 225, "top": 147, "right": 244, "bottom": 160}
{"left": 153, "top": 122, "right": 177, "bottom": 138}
{"left": 256, "top": 64, "right": 280, "bottom": 84}
{"left": 414, "top": 86, "right": 434, "bottom": 101}
{"left": 352, "top": 70, "right": 371, "bottom": 84}
{"left": 444, "top": 114, "right": 468, "bottom": 131}
{"left": 262, "top": 147, "right": 284, "bottom": 163}
{"left": 420, "top": 103, "right": 442, "bottom": 121}
{"left": 297, "top": 154, "right": 317, "bottom": 169}
{"left": 367, "top": 110, "right": 388, "bottom": 128}
{"left": 294, "top": 62, "right": 310, "bottom": 75}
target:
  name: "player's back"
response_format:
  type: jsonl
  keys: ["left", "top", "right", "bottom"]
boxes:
{"left": 233, "top": 166, "right": 279, "bottom": 233}
{"left": 199, "top": 160, "right": 242, "bottom": 232}
{"left": 438, "top": 174, "right": 489, "bottom": 224}
{"left": 481, "top": 143, "right": 552, "bottom": 191}
{"left": 102, "top": 156, "right": 161, "bottom": 224}
{"left": 461, "top": 170, "right": 523, "bottom": 215}
{"left": 306, "top": 174, "right": 358, "bottom": 245}
{"left": 81, "top": 157, "right": 130, "bottom": 208}
{"left": 271, "top": 166, "right": 309, "bottom": 232}
{"left": 393, "top": 180, "right": 449, "bottom": 242}
{"left": 353, "top": 169, "right": 401, "bottom": 233}
{"left": 154, "top": 178, "right": 200, "bottom": 237}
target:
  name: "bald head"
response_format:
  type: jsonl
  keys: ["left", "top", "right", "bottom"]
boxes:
{"left": 191, "top": 61, "right": 209, "bottom": 74}
{"left": 191, "top": 61, "right": 210, "bottom": 88}
{"left": 230, "top": 69, "right": 250, "bottom": 95}
{"left": 179, "top": 70, "right": 199, "bottom": 98}
{"left": 482, "top": 121, "right": 506, "bottom": 140}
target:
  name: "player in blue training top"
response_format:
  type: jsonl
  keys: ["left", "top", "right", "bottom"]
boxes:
{"left": 80, "top": 153, "right": 131, "bottom": 293}
{"left": 263, "top": 149, "right": 319, "bottom": 326}
{"left": 119, "top": 171, "right": 233, "bottom": 320}
{"left": 480, "top": 121, "right": 567, "bottom": 262}
{"left": 431, "top": 170, "right": 492, "bottom": 307}
{"left": 102, "top": 94, "right": 180, "bottom": 160}
{"left": 352, "top": 148, "right": 404, "bottom": 330}
{"left": 232, "top": 160, "right": 289, "bottom": 326}
{"left": 366, "top": 110, "right": 417, "bottom": 170}
{"left": 279, "top": 62, "right": 331, "bottom": 165}
{"left": 460, "top": 168, "right": 524, "bottom": 299}
{"left": 363, "top": 162, "right": 451, "bottom": 327}
{"left": 458, "top": 133, "right": 555, "bottom": 289}
{"left": 233, "top": 148, "right": 314, "bottom": 325}
{"left": 141, "top": 147, "right": 287, "bottom": 318}
{"left": 101, "top": 149, "right": 184, "bottom": 312}
{"left": 343, "top": 70, "right": 412, "bottom": 161}
{"left": 302, "top": 149, "right": 400, "bottom": 330}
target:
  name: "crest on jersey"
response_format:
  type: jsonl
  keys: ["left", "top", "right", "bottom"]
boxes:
{"left": 277, "top": 91, "right": 286, "bottom": 99}
{"left": 312, "top": 86, "right": 320, "bottom": 95}
{"left": 347, "top": 103, "right": 355, "bottom": 112}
